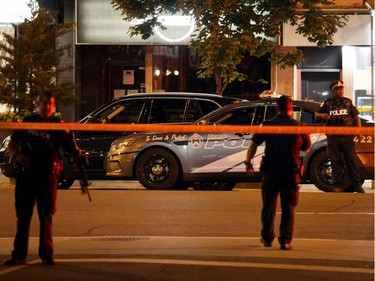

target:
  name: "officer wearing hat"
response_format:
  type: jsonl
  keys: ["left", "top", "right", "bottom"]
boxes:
{"left": 316, "top": 80, "right": 365, "bottom": 193}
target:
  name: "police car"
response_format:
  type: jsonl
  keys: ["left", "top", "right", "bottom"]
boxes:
{"left": 104, "top": 99, "right": 374, "bottom": 191}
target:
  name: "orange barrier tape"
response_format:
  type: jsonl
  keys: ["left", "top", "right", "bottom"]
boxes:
{"left": 0, "top": 122, "right": 373, "bottom": 135}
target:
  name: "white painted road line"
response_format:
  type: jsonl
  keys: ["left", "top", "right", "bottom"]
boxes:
{"left": 0, "top": 236, "right": 372, "bottom": 277}
{"left": 45, "top": 258, "right": 375, "bottom": 274}
{"left": 0, "top": 235, "right": 372, "bottom": 242}
{"left": 0, "top": 258, "right": 372, "bottom": 276}
{"left": 0, "top": 259, "right": 39, "bottom": 276}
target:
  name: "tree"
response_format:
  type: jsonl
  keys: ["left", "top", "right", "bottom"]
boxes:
{"left": 111, "top": 0, "right": 347, "bottom": 95}
{"left": 0, "top": 1, "right": 75, "bottom": 113}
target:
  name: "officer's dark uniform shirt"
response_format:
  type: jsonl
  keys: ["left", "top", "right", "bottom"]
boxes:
{"left": 318, "top": 97, "right": 359, "bottom": 127}
{"left": 252, "top": 114, "right": 310, "bottom": 175}
{"left": 11, "top": 114, "right": 66, "bottom": 176}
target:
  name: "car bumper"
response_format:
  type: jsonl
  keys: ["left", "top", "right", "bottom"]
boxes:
{"left": 357, "top": 152, "right": 374, "bottom": 179}
{"left": 105, "top": 152, "right": 137, "bottom": 177}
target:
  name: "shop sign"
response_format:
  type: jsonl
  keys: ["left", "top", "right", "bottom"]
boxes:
{"left": 77, "top": 0, "right": 194, "bottom": 45}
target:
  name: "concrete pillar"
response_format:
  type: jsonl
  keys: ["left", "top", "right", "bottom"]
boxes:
{"left": 57, "top": 30, "right": 76, "bottom": 122}
{"left": 271, "top": 46, "right": 298, "bottom": 98}
{"left": 145, "top": 45, "right": 153, "bottom": 93}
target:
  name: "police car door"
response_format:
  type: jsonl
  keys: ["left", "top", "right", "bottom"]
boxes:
{"left": 187, "top": 105, "right": 260, "bottom": 178}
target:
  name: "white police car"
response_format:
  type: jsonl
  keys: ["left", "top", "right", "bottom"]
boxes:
{"left": 104, "top": 99, "right": 373, "bottom": 191}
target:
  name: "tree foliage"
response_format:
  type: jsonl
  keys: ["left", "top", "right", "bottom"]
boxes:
{"left": 112, "top": 0, "right": 347, "bottom": 95}
{"left": 0, "top": 1, "right": 75, "bottom": 113}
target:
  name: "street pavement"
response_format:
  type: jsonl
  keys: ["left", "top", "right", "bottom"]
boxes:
{"left": 1, "top": 172, "right": 372, "bottom": 192}
{"left": 0, "top": 174, "right": 373, "bottom": 281}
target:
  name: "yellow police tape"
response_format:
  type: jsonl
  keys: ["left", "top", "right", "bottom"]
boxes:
{"left": 0, "top": 122, "right": 373, "bottom": 135}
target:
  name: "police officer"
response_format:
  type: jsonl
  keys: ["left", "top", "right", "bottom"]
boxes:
{"left": 245, "top": 96, "right": 311, "bottom": 250}
{"left": 4, "top": 91, "right": 80, "bottom": 266}
{"left": 316, "top": 80, "right": 365, "bottom": 193}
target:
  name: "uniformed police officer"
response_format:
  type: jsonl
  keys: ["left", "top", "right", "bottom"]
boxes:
{"left": 316, "top": 80, "right": 365, "bottom": 193}
{"left": 4, "top": 91, "right": 81, "bottom": 266}
{"left": 245, "top": 96, "right": 311, "bottom": 250}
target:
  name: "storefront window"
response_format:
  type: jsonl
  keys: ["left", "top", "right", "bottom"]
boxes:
{"left": 299, "top": 47, "right": 341, "bottom": 102}
{"left": 152, "top": 46, "right": 182, "bottom": 92}
{"left": 343, "top": 46, "right": 372, "bottom": 120}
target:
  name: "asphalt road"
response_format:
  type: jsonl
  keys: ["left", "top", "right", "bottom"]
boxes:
{"left": 0, "top": 176, "right": 373, "bottom": 281}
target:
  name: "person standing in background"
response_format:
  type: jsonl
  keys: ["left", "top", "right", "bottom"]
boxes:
{"left": 4, "top": 91, "right": 80, "bottom": 266}
{"left": 245, "top": 95, "right": 311, "bottom": 250}
{"left": 316, "top": 80, "right": 365, "bottom": 193}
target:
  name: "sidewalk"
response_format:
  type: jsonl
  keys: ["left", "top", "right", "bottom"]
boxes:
{"left": 0, "top": 235, "right": 373, "bottom": 281}
{"left": 0, "top": 235, "right": 373, "bottom": 265}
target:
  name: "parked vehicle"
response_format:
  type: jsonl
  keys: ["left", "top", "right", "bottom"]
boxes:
{"left": 105, "top": 99, "right": 374, "bottom": 191}
{"left": 0, "top": 92, "right": 242, "bottom": 189}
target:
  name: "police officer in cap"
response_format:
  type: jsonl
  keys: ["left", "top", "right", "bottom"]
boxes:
{"left": 316, "top": 80, "right": 365, "bottom": 193}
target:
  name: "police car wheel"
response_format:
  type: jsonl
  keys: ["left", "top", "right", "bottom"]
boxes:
{"left": 192, "top": 181, "right": 235, "bottom": 191}
{"left": 309, "top": 151, "right": 335, "bottom": 192}
{"left": 310, "top": 151, "right": 354, "bottom": 192}
{"left": 135, "top": 148, "right": 180, "bottom": 190}
{"left": 58, "top": 178, "right": 75, "bottom": 190}
{"left": 0, "top": 163, "right": 17, "bottom": 178}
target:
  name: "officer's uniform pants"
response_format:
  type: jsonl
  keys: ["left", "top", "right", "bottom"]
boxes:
{"left": 327, "top": 135, "right": 361, "bottom": 190}
{"left": 261, "top": 168, "right": 299, "bottom": 245}
{"left": 12, "top": 171, "right": 57, "bottom": 260}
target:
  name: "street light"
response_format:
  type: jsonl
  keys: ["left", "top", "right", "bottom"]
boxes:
{"left": 365, "top": 1, "right": 374, "bottom": 120}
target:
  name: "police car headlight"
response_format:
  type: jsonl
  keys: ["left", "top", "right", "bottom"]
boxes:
{"left": 110, "top": 139, "right": 138, "bottom": 151}
{"left": 0, "top": 136, "right": 11, "bottom": 151}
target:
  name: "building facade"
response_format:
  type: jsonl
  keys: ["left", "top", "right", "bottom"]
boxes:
{"left": 36, "top": 0, "right": 375, "bottom": 121}
{"left": 279, "top": 0, "right": 373, "bottom": 120}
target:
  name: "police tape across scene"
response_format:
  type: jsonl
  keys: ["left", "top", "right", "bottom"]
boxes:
{"left": 0, "top": 122, "right": 373, "bottom": 135}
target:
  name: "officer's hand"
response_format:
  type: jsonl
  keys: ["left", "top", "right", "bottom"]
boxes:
{"left": 245, "top": 162, "right": 254, "bottom": 173}
{"left": 14, "top": 153, "right": 30, "bottom": 167}
{"left": 322, "top": 113, "right": 330, "bottom": 120}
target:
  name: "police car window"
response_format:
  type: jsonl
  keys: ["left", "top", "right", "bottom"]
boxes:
{"left": 292, "top": 106, "right": 302, "bottom": 122}
{"left": 149, "top": 99, "right": 188, "bottom": 123}
{"left": 300, "top": 109, "right": 314, "bottom": 124}
{"left": 197, "top": 100, "right": 221, "bottom": 116}
{"left": 253, "top": 106, "right": 265, "bottom": 125}
{"left": 185, "top": 100, "right": 199, "bottom": 122}
{"left": 264, "top": 105, "right": 277, "bottom": 121}
{"left": 101, "top": 99, "right": 145, "bottom": 124}
{"left": 218, "top": 107, "right": 256, "bottom": 125}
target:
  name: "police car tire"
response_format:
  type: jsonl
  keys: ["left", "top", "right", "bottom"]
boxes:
{"left": 309, "top": 151, "right": 335, "bottom": 192}
{"left": 0, "top": 163, "right": 17, "bottom": 178}
{"left": 135, "top": 148, "right": 180, "bottom": 190}
{"left": 58, "top": 178, "right": 75, "bottom": 190}
{"left": 310, "top": 151, "right": 354, "bottom": 192}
